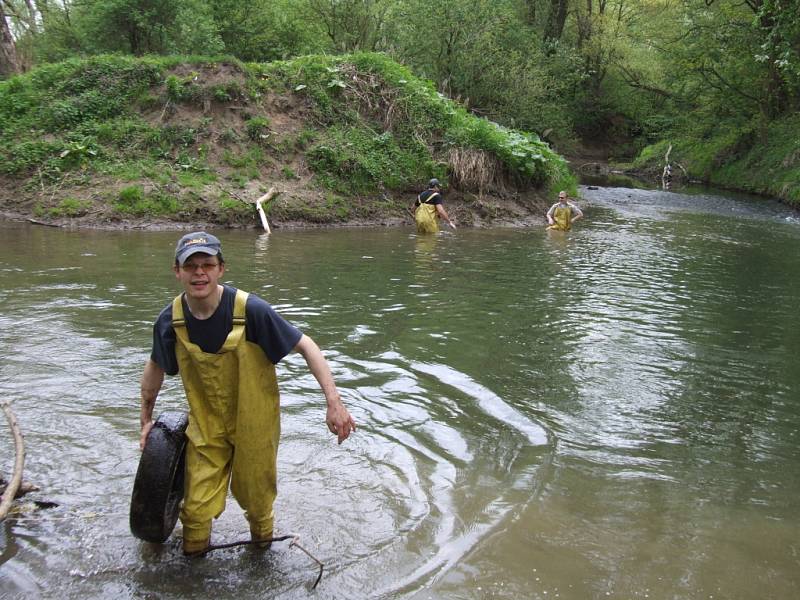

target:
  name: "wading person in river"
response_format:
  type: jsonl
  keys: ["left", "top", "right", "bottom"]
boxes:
{"left": 546, "top": 191, "right": 583, "bottom": 231}
{"left": 412, "top": 178, "right": 456, "bottom": 233}
{"left": 139, "top": 232, "right": 356, "bottom": 556}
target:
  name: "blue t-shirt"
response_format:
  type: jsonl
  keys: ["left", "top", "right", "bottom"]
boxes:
{"left": 150, "top": 285, "right": 302, "bottom": 376}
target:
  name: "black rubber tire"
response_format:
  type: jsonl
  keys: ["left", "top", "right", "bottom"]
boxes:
{"left": 130, "top": 411, "right": 189, "bottom": 543}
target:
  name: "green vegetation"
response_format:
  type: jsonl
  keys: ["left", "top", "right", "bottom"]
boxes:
{"left": 245, "top": 116, "right": 271, "bottom": 142}
{"left": 4, "top": 0, "right": 798, "bottom": 213}
{"left": 258, "top": 52, "right": 570, "bottom": 193}
{"left": 623, "top": 2, "right": 800, "bottom": 204}
{"left": 35, "top": 197, "right": 93, "bottom": 218}
{"left": 114, "top": 185, "right": 180, "bottom": 217}
{"left": 0, "top": 52, "right": 571, "bottom": 224}
{"left": 635, "top": 114, "right": 800, "bottom": 204}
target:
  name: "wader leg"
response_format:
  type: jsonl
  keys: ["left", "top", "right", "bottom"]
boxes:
{"left": 230, "top": 445, "right": 277, "bottom": 538}
{"left": 180, "top": 437, "right": 233, "bottom": 543}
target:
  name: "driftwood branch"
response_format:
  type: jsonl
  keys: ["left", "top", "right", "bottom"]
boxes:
{"left": 219, "top": 184, "right": 281, "bottom": 233}
{"left": 662, "top": 144, "right": 674, "bottom": 190}
{"left": 26, "top": 218, "right": 62, "bottom": 228}
{"left": 255, "top": 187, "right": 281, "bottom": 234}
{"left": 0, "top": 401, "right": 25, "bottom": 521}
{"left": 254, "top": 187, "right": 280, "bottom": 206}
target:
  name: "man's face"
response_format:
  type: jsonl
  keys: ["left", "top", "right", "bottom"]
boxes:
{"left": 174, "top": 252, "right": 225, "bottom": 300}
{"left": 559, "top": 194, "right": 567, "bottom": 203}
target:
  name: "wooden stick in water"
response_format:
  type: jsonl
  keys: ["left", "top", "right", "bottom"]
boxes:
{"left": 0, "top": 401, "right": 25, "bottom": 521}
{"left": 255, "top": 187, "right": 280, "bottom": 234}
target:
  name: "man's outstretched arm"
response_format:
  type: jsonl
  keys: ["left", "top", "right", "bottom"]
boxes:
{"left": 294, "top": 334, "right": 356, "bottom": 444}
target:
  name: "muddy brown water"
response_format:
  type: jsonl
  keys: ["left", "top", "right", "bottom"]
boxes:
{"left": 1, "top": 184, "right": 799, "bottom": 598}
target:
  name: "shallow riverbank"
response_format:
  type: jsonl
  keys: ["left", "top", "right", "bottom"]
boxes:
{"left": 0, "top": 187, "right": 554, "bottom": 231}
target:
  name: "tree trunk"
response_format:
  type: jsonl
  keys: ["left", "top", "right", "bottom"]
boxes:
{"left": 757, "top": 2, "right": 788, "bottom": 117}
{"left": 544, "top": 0, "right": 568, "bottom": 42}
{"left": 23, "top": 0, "right": 38, "bottom": 34}
{"left": 0, "top": 6, "right": 21, "bottom": 78}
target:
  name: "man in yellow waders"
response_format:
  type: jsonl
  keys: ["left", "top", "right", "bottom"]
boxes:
{"left": 139, "top": 232, "right": 356, "bottom": 556}
{"left": 546, "top": 191, "right": 584, "bottom": 231}
{"left": 412, "top": 178, "right": 456, "bottom": 233}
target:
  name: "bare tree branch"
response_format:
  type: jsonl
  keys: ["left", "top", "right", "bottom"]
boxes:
{"left": 699, "top": 63, "right": 762, "bottom": 104}
{"left": 616, "top": 63, "right": 678, "bottom": 100}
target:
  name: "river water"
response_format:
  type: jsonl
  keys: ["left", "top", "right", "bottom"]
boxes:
{"left": 1, "top": 185, "right": 798, "bottom": 599}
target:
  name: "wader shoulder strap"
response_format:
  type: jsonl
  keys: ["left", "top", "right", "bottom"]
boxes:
{"left": 219, "top": 289, "right": 248, "bottom": 352}
{"left": 171, "top": 294, "right": 190, "bottom": 345}
{"left": 423, "top": 192, "right": 439, "bottom": 204}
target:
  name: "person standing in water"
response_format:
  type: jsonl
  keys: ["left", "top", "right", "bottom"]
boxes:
{"left": 412, "top": 178, "right": 456, "bottom": 233}
{"left": 546, "top": 191, "right": 583, "bottom": 231}
{"left": 139, "top": 231, "right": 356, "bottom": 556}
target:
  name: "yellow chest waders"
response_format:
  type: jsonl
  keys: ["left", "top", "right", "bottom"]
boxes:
{"left": 548, "top": 204, "right": 573, "bottom": 231}
{"left": 172, "top": 289, "right": 280, "bottom": 544}
{"left": 415, "top": 193, "right": 440, "bottom": 233}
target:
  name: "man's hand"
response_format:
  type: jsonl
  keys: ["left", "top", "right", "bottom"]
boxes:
{"left": 140, "top": 420, "right": 154, "bottom": 451}
{"left": 326, "top": 398, "right": 356, "bottom": 444}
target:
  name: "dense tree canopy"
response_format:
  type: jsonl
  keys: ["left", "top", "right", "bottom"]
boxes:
{"left": 1, "top": 0, "right": 799, "bottom": 159}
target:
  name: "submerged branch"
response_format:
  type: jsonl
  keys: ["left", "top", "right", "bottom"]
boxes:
{"left": 195, "top": 534, "right": 325, "bottom": 590}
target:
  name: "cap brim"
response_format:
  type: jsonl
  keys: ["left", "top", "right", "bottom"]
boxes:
{"left": 176, "top": 246, "right": 220, "bottom": 265}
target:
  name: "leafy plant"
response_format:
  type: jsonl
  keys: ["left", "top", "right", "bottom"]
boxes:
{"left": 58, "top": 141, "right": 99, "bottom": 169}
{"left": 165, "top": 73, "right": 202, "bottom": 103}
{"left": 245, "top": 116, "right": 271, "bottom": 142}
{"left": 114, "top": 185, "right": 180, "bottom": 216}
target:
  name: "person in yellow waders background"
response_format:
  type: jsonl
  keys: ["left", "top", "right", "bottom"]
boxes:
{"left": 546, "top": 191, "right": 584, "bottom": 231}
{"left": 139, "top": 232, "right": 356, "bottom": 556}
{"left": 412, "top": 178, "right": 456, "bottom": 233}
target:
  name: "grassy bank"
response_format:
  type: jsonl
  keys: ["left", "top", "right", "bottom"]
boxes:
{"left": 0, "top": 53, "right": 574, "bottom": 227}
{"left": 633, "top": 114, "right": 800, "bottom": 206}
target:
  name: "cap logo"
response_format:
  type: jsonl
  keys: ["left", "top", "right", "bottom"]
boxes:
{"left": 184, "top": 237, "right": 209, "bottom": 246}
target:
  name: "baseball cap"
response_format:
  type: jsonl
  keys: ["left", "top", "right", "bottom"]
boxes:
{"left": 429, "top": 178, "right": 440, "bottom": 188}
{"left": 175, "top": 231, "right": 222, "bottom": 265}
